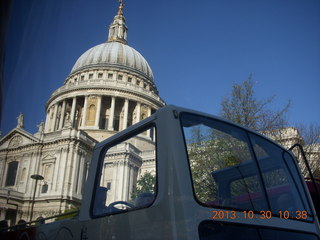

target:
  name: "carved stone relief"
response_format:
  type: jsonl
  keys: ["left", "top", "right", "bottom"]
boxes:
{"left": 86, "top": 96, "right": 98, "bottom": 126}
{"left": 9, "top": 135, "right": 23, "bottom": 148}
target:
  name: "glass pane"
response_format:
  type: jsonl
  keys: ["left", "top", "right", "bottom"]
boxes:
{"left": 250, "top": 133, "right": 312, "bottom": 220}
{"left": 181, "top": 113, "right": 267, "bottom": 211}
{"left": 93, "top": 126, "right": 156, "bottom": 216}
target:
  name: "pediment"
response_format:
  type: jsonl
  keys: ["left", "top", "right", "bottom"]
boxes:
{"left": 42, "top": 153, "right": 56, "bottom": 164}
{"left": 0, "top": 128, "right": 40, "bottom": 150}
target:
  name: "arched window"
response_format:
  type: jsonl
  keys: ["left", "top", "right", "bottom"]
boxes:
{"left": 5, "top": 161, "right": 19, "bottom": 186}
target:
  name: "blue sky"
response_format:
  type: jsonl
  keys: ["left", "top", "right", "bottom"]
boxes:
{"left": 1, "top": 0, "right": 320, "bottom": 135}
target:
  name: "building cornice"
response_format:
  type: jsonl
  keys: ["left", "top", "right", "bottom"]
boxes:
{"left": 0, "top": 129, "right": 97, "bottom": 155}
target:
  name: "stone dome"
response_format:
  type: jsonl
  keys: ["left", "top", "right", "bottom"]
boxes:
{"left": 70, "top": 42, "right": 154, "bottom": 81}
{"left": 44, "top": 3, "right": 165, "bottom": 141}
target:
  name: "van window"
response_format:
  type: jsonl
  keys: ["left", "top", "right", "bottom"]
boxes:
{"left": 249, "top": 133, "right": 311, "bottom": 218}
{"left": 181, "top": 113, "right": 312, "bottom": 220}
{"left": 92, "top": 126, "right": 157, "bottom": 216}
{"left": 181, "top": 113, "right": 267, "bottom": 211}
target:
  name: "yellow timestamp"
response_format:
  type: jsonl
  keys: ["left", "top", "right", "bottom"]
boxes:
{"left": 212, "top": 210, "right": 308, "bottom": 220}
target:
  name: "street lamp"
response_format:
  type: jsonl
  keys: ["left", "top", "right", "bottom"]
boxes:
{"left": 30, "top": 174, "right": 44, "bottom": 222}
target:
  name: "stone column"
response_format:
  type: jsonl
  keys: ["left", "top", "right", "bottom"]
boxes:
{"left": 128, "top": 165, "right": 134, "bottom": 199}
{"left": 0, "top": 208, "right": 5, "bottom": 220}
{"left": 108, "top": 97, "right": 115, "bottom": 131}
{"left": 117, "top": 159, "right": 126, "bottom": 200}
{"left": 72, "top": 151, "right": 81, "bottom": 194}
{"left": 136, "top": 102, "right": 141, "bottom": 123}
{"left": 147, "top": 107, "right": 152, "bottom": 137}
{"left": 70, "top": 97, "right": 77, "bottom": 128}
{"left": 51, "top": 104, "right": 58, "bottom": 132}
{"left": 94, "top": 95, "right": 102, "bottom": 129}
{"left": 147, "top": 107, "right": 152, "bottom": 117}
{"left": 122, "top": 99, "right": 129, "bottom": 130}
{"left": 101, "top": 163, "right": 106, "bottom": 188}
{"left": 59, "top": 100, "right": 66, "bottom": 129}
{"left": 122, "top": 159, "right": 129, "bottom": 201}
{"left": 44, "top": 109, "right": 51, "bottom": 132}
{"left": 81, "top": 96, "right": 88, "bottom": 127}
{"left": 66, "top": 143, "right": 77, "bottom": 196}
{"left": 81, "top": 161, "right": 88, "bottom": 195}
{"left": 110, "top": 162, "right": 118, "bottom": 203}
{"left": 52, "top": 148, "right": 62, "bottom": 192}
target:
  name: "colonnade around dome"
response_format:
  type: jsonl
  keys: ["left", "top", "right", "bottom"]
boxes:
{"left": 45, "top": 94, "right": 156, "bottom": 137}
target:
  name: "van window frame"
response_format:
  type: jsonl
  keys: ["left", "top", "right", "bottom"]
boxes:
{"left": 180, "top": 112, "right": 313, "bottom": 222}
{"left": 90, "top": 123, "right": 158, "bottom": 218}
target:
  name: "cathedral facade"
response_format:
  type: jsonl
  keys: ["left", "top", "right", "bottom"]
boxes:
{"left": 0, "top": 2, "right": 164, "bottom": 226}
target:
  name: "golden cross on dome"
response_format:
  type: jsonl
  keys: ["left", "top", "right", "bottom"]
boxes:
{"left": 118, "top": 0, "right": 124, "bottom": 15}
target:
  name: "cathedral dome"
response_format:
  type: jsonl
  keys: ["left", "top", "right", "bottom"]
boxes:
{"left": 45, "top": 2, "right": 165, "bottom": 141}
{"left": 70, "top": 41, "right": 154, "bottom": 81}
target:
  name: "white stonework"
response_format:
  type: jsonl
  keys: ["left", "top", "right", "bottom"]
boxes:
{"left": 0, "top": 127, "right": 95, "bottom": 225}
{"left": 266, "top": 127, "right": 320, "bottom": 178}
{"left": 305, "top": 143, "right": 320, "bottom": 177}
{"left": 0, "top": 4, "right": 164, "bottom": 226}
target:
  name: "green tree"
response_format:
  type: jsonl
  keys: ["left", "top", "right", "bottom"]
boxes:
{"left": 130, "top": 172, "right": 156, "bottom": 202}
{"left": 220, "top": 75, "right": 319, "bottom": 179}
{"left": 220, "top": 75, "right": 291, "bottom": 133}
{"left": 187, "top": 125, "right": 250, "bottom": 203}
